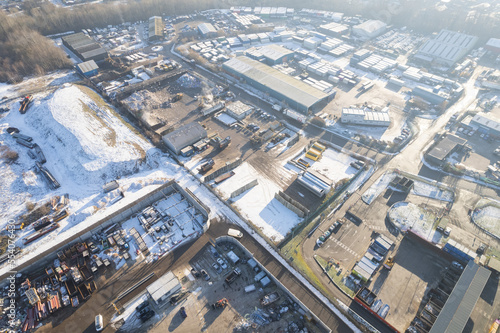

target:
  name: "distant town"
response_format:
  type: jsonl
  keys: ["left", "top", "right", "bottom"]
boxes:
{"left": 0, "top": 3, "right": 500, "bottom": 333}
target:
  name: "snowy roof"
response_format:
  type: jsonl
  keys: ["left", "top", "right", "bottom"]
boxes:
{"left": 226, "top": 100, "right": 253, "bottom": 116}
{"left": 146, "top": 271, "right": 181, "bottom": 303}
{"left": 417, "top": 30, "right": 478, "bottom": 65}
{"left": 76, "top": 60, "right": 98, "bottom": 73}
{"left": 471, "top": 113, "right": 500, "bottom": 132}
{"left": 222, "top": 56, "right": 328, "bottom": 110}
{"left": 162, "top": 122, "right": 207, "bottom": 153}
{"left": 198, "top": 23, "right": 217, "bottom": 35}
{"left": 258, "top": 44, "right": 294, "bottom": 62}
{"left": 353, "top": 20, "right": 387, "bottom": 36}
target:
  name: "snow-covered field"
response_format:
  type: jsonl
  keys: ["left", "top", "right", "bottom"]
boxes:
{"left": 0, "top": 83, "right": 161, "bottom": 233}
{"left": 215, "top": 162, "right": 301, "bottom": 243}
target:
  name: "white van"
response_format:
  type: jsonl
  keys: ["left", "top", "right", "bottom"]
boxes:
{"left": 95, "top": 314, "right": 103, "bottom": 331}
{"left": 228, "top": 228, "right": 243, "bottom": 239}
{"left": 244, "top": 284, "right": 256, "bottom": 293}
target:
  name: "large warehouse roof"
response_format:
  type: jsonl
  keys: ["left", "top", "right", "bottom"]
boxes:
{"left": 429, "top": 261, "right": 490, "bottom": 333}
{"left": 223, "top": 56, "right": 328, "bottom": 110}
{"left": 198, "top": 23, "right": 217, "bottom": 35}
{"left": 258, "top": 44, "right": 294, "bottom": 62}
{"left": 417, "top": 30, "right": 478, "bottom": 65}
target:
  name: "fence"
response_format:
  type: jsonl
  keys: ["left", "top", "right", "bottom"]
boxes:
{"left": 230, "top": 179, "right": 258, "bottom": 199}
{"left": 203, "top": 158, "right": 242, "bottom": 182}
{"left": 275, "top": 191, "right": 309, "bottom": 218}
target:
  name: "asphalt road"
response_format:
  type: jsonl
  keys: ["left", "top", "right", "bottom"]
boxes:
{"left": 37, "top": 221, "right": 353, "bottom": 333}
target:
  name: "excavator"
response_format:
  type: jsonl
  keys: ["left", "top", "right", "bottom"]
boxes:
{"left": 383, "top": 256, "right": 394, "bottom": 270}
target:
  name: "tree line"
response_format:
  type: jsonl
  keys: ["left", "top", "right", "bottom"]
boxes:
{"left": 0, "top": 0, "right": 498, "bottom": 82}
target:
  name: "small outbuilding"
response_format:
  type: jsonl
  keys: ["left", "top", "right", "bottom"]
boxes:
{"left": 146, "top": 271, "right": 181, "bottom": 305}
{"left": 76, "top": 60, "right": 99, "bottom": 77}
{"left": 226, "top": 101, "right": 253, "bottom": 120}
{"left": 162, "top": 122, "right": 207, "bottom": 155}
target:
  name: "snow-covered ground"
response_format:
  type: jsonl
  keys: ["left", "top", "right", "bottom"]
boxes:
{"left": 215, "top": 162, "right": 301, "bottom": 243}
{"left": 305, "top": 148, "right": 358, "bottom": 184}
{"left": 362, "top": 171, "right": 397, "bottom": 205}
{"left": 472, "top": 199, "right": 500, "bottom": 238}
{"left": 411, "top": 180, "right": 454, "bottom": 202}
{"left": 388, "top": 201, "right": 441, "bottom": 242}
{"left": 0, "top": 83, "right": 162, "bottom": 236}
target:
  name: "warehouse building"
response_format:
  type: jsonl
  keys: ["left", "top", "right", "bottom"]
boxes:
{"left": 318, "top": 22, "right": 349, "bottom": 38}
{"left": 485, "top": 38, "right": 500, "bottom": 54}
{"left": 341, "top": 107, "right": 391, "bottom": 126}
{"left": 222, "top": 56, "right": 329, "bottom": 114}
{"left": 76, "top": 60, "right": 98, "bottom": 77}
{"left": 225, "top": 101, "right": 253, "bottom": 120}
{"left": 258, "top": 44, "right": 295, "bottom": 65}
{"left": 198, "top": 23, "right": 217, "bottom": 38}
{"left": 149, "top": 16, "right": 164, "bottom": 41}
{"left": 61, "top": 32, "right": 108, "bottom": 62}
{"left": 415, "top": 29, "right": 478, "bottom": 67}
{"left": 162, "top": 122, "right": 207, "bottom": 155}
{"left": 413, "top": 86, "right": 448, "bottom": 105}
{"left": 429, "top": 261, "right": 490, "bottom": 333}
{"left": 352, "top": 20, "right": 387, "bottom": 39}
{"left": 147, "top": 271, "right": 181, "bottom": 305}
{"left": 470, "top": 113, "right": 500, "bottom": 138}
{"left": 426, "top": 134, "right": 467, "bottom": 165}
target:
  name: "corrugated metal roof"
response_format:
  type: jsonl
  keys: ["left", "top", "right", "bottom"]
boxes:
{"left": 162, "top": 122, "right": 207, "bottom": 153}
{"left": 76, "top": 60, "right": 98, "bottom": 73}
{"left": 198, "top": 23, "right": 217, "bottom": 35}
{"left": 429, "top": 261, "right": 491, "bottom": 333}
{"left": 417, "top": 29, "right": 478, "bottom": 64}
{"left": 258, "top": 44, "right": 294, "bottom": 62}
{"left": 223, "top": 56, "right": 328, "bottom": 110}
{"left": 146, "top": 271, "right": 182, "bottom": 303}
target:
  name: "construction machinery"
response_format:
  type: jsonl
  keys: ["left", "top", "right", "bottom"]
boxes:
{"left": 211, "top": 136, "right": 231, "bottom": 150}
{"left": 383, "top": 256, "right": 394, "bottom": 270}
{"left": 19, "top": 95, "right": 33, "bottom": 114}
{"left": 170, "top": 93, "right": 183, "bottom": 103}
{"left": 199, "top": 159, "right": 214, "bottom": 173}
{"left": 211, "top": 298, "right": 228, "bottom": 309}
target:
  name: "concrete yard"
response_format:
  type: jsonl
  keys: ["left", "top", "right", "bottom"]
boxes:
{"left": 366, "top": 236, "right": 451, "bottom": 331}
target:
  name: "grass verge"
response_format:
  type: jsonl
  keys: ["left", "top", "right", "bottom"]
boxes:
{"left": 315, "top": 255, "right": 356, "bottom": 298}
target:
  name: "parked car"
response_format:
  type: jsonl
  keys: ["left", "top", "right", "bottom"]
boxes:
{"left": 201, "top": 269, "right": 210, "bottom": 280}
{"left": 212, "top": 263, "right": 222, "bottom": 274}
{"left": 216, "top": 258, "right": 228, "bottom": 270}
{"left": 95, "top": 314, "right": 103, "bottom": 332}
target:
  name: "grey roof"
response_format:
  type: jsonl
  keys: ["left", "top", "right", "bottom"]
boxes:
{"left": 429, "top": 261, "right": 490, "bottom": 333}
{"left": 76, "top": 60, "right": 98, "bottom": 73}
{"left": 198, "top": 23, "right": 216, "bottom": 35}
{"left": 223, "top": 56, "right": 328, "bottom": 110}
{"left": 427, "top": 134, "right": 467, "bottom": 161}
{"left": 258, "top": 44, "right": 294, "bottom": 62}
{"left": 146, "top": 271, "right": 181, "bottom": 303}
{"left": 486, "top": 38, "right": 500, "bottom": 50}
{"left": 471, "top": 113, "right": 500, "bottom": 132}
{"left": 418, "top": 30, "right": 478, "bottom": 64}
{"left": 162, "top": 122, "right": 207, "bottom": 152}
{"left": 80, "top": 47, "right": 107, "bottom": 60}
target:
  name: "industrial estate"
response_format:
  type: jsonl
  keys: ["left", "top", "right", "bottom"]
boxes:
{"left": 1, "top": 3, "right": 500, "bottom": 333}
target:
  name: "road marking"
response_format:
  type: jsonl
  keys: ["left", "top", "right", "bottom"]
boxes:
{"left": 329, "top": 238, "right": 360, "bottom": 257}
{"left": 366, "top": 225, "right": 386, "bottom": 231}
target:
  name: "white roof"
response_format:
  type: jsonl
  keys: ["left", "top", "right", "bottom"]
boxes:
{"left": 353, "top": 20, "right": 387, "bottom": 35}
{"left": 486, "top": 38, "right": 500, "bottom": 49}
{"left": 146, "top": 271, "right": 181, "bottom": 303}
{"left": 418, "top": 30, "right": 478, "bottom": 64}
{"left": 226, "top": 101, "right": 253, "bottom": 116}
